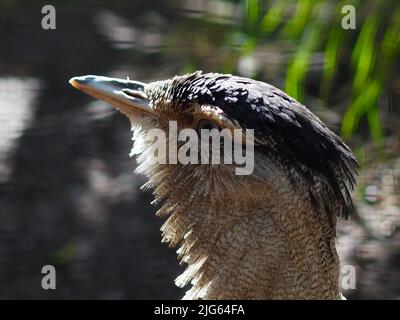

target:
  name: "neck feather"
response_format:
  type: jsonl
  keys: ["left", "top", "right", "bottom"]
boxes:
{"left": 153, "top": 166, "right": 341, "bottom": 299}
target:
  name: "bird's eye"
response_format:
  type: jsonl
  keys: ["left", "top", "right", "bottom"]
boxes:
{"left": 197, "top": 119, "right": 220, "bottom": 131}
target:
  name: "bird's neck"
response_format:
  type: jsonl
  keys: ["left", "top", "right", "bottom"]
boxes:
{"left": 157, "top": 169, "right": 341, "bottom": 300}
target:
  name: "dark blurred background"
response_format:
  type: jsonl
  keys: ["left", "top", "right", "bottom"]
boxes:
{"left": 0, "top": 0, "right": 399, "bottom": 299}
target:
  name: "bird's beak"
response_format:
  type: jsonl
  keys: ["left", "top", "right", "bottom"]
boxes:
{"left": 69, "top": 75, "right": 154, "bottom": 118}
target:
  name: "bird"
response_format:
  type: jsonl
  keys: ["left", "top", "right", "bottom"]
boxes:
{"left": 69, "top": 71, "right": 358, "bottom": 299}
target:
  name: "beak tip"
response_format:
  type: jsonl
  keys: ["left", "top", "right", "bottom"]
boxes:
{"left": 69, "top": 75, "right": 95, "bottom": 90}
{"left": 69, "top": 76, "right": 82, "bottom": 89}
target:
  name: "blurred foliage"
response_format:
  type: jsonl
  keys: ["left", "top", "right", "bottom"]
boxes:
{"left": 249, "top": 0, "right": 399, "bottom": 146}
{"left": 52, "top": 241, "right": 77, "bottom": 266}
{"left": 173, "top": 0, "right": 400, "bottom": 148}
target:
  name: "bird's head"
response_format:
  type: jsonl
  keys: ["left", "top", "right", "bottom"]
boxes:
{"left": 69, "top": 71, "right": 358, "bottom": 232}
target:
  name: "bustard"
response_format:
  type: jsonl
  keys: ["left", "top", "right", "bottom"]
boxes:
{"left": 69, "top": 72, "right": 358, "bottom": 299}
